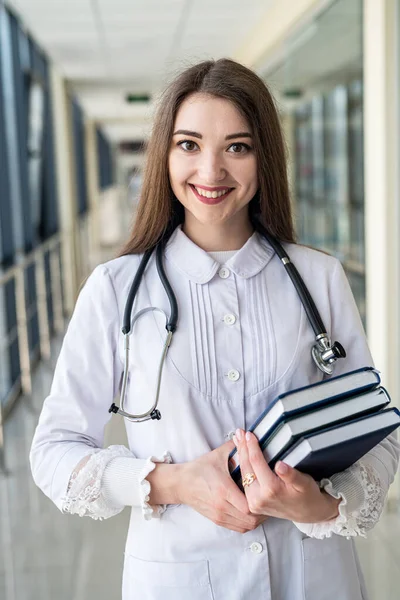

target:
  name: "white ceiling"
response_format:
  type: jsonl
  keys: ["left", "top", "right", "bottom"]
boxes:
{"left": 5, "top": 0, "right": 362, "bottom": 143}
{"left": 6, "top": 0, "right": 274, "bottom": 141}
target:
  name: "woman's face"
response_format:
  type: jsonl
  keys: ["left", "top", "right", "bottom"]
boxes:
{"left": 168, "top": 93, "right": 258, "bottom": 235}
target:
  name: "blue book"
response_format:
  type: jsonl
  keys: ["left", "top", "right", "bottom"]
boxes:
{"left": 258, "top": 386, "right": 389, "bottom": 472}
{"left": 279, "top": 407, "right": 400, "bottom": 480}
{"left": 229, "top": 367, "right": 381, "bottom": 477}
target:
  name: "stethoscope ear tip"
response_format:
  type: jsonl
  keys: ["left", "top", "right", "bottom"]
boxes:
{"left": 332, "top": 341, "right": 346, "bottom": 359}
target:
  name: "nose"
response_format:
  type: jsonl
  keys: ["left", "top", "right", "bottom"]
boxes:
{"left": 197, "top": 150, "right": 227, "bottom": 183}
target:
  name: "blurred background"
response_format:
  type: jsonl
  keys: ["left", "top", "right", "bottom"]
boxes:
{"left": 0, "top": 0, "right": 399, "bottom": 598}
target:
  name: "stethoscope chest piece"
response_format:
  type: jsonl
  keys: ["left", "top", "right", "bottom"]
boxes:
{"left": 312, "top": 335, "right": 346, "bottom": 375}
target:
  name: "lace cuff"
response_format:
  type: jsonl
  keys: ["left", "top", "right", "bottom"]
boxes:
{"left": 62, "top": 445, "right": 173, "bottom": 521}
{"left": 61, "top": 445, "right": 135, "bottom": 520}
{"left": 138, "top": 452, "right": 173, "bottom": 520}
{"left": 294, "top": 462, "right": 385, "bottom": 539}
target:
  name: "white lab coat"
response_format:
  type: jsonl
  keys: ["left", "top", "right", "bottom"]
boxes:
{"left": 30, "top": 226, "right": 399, "bottom": 600}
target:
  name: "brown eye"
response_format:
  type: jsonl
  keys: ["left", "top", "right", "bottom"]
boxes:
{"left": 178, "top": 140, "right": 198, "bottom": 152}
{"left": 228, "top": 143, "right": 251, "bottom": 154}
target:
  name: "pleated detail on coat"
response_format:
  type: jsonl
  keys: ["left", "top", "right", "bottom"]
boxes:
{"left": 245, "top": 271, "right": 276, "bottom": 394}
{"left": 189, "top": 281, "right": 218, "bottom": 398}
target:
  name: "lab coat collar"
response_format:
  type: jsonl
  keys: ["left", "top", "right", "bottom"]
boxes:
{"left": 165, "top": 225, "right": 275, "bottom": 284}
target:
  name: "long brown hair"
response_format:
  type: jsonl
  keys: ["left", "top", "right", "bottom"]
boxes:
{"left": 118, "top": 58, "right": 296, "bottom": 256}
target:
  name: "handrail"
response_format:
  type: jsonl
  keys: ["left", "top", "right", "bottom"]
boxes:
{"left": 0, "top": 232, "right": 63, "bottom": 286}
{"left": 0, "top": 232, "right": 65, "bottom": 418}
{"left": 0, "top": 191, "right": 125, "bottom": 474}
{"left": 0, "top": 217, "right": 94, "bottom": 474}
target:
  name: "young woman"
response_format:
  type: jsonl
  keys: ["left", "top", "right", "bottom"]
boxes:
{"left": 30, "top": 58, "right": 399, "bottom": 600}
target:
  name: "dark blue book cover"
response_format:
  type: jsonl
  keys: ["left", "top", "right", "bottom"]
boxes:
{"left": 249, "top": 367, "right": 380, "bottom": 435}
{"left": 279, "top": 408, "right": 400, "bottom": 480}
{"left": 232, "top": 409, "right": 399, "bottom": 487}
{"left": 229, "top": 367, "right": 381, "bottom": 477}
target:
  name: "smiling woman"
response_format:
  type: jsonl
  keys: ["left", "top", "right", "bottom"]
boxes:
{"left": 30, "top": 58, "right": 400, "bottom": 600}
{"left": 118, "top": 58, "right": 295, "bottom": 255}
{"left": 168, "top": 94, "right": 258, "bottom": 250}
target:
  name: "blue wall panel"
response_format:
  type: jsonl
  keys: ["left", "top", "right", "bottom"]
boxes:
{"left": 1, "top": 6, "right": 63, "bottom": 403}
{"left": 96, "top": 128, "right": 114, "bottom": 190}
{"left": 40, "top": 60, "right": 59, "bottom": 239}
{"left": 0, "top": 35, "right": 14, "bottom": 267}
{"left": 10, "top": 14, "right": 33, "bottom": 253}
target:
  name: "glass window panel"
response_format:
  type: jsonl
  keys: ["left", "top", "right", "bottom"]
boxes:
{"left": 265, "top": 0, "right": 365, "bottom": 325}
{"left": 27, "top": 78, "right": 45, "bottom": 236}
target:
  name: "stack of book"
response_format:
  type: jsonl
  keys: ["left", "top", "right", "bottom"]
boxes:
{"left": 229, "top": 367, "right": 400, "bottom": 486}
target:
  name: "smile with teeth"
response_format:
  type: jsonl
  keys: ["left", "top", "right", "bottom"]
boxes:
{"left": 192, "top": 185, "right": 232, "bottom": 199}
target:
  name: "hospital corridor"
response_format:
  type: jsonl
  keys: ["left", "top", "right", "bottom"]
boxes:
{"left": 1, "top": 0, "right": 400, "bottom": 598}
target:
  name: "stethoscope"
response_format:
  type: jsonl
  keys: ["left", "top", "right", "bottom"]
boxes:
{"left": 109, "top": 223, "right": 346, "bottom": 423}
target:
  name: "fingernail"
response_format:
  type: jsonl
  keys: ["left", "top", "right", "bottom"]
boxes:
{"left": 235, "top": 428, "right": 243, "bottom": 441}
{"left": 276, "top": 461, "right": 288, "bottom": 474}
{"left": 245, "top": 431, "right": 251, "bottom": 442}
{"left": 232, "top": 435, "right": 238, "bottom": 446}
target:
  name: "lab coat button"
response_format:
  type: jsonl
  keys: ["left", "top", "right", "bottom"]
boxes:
{"left": 250, "top": 542, "right": 263, "bottom": 554}
{"left": 218, "top": 267, "right": 230, "bottom": 279}
{"left": 223, "top": 314, "right": 236, "bottom": 325}
{"left": 227, "top": 369, "right": 240, "bottom": 382}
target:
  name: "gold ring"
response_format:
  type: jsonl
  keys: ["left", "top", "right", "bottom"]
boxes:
{"left": 242, "top": 472, "right": 257, "bottom": 487}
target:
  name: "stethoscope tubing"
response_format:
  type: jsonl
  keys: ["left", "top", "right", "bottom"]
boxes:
{"left": 122, "top": 241, "right": 179, "bottom": 336}
{"left": 119, "top": 307, "right": 172, "bottom": 421}
{"left": 122, "top": 248, "right": 153, "bottom": 334}
{"left": 255, "top": 223, "right": 327, "bottom": 336}
{"left": 156, "top": 241, "right": 178, "bottom": 332}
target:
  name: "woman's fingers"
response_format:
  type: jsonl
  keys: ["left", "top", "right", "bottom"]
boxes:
{"left": 275, "top": 461, "right": 316, "bottom": 494}
{"left": 230, "top": 430, "right": 336, "bottom": 523}
{"left": 184, "top": 438, "right": 268, "bottom": 532}
{"left": 215, "top": 440, "right": 253, "bottom": 514}
{"left": 224, "top": 475, "right": 252, "bottom": 512}
{"left": 203, "top": 494, "right": 258, "bottom": 532}
{"left": 234, "top": 429, "right": 276, "bottom": 489}
{"left": 221, "top": 500, "right": 259, "bottom": 529}
{"left": 233, "top": 430, "right": 260, "bottom": 490}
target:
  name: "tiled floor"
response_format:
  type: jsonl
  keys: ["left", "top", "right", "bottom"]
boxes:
{"left": 0, "top": 340, "right": 130, "bottom": 600}
{"left": 1, "top": 338, "right": 400, "bottom": 599}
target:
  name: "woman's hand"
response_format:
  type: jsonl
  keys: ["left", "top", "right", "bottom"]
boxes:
{"left": 233, "top": 429, "right": 341, "bottom": 524}
{"left": 175, "top": 440, "right": 268, "bottom": 533}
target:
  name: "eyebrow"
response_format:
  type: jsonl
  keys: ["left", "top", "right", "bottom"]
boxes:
{"left": 172, "top": 129, "right": 252, "bottom": 140}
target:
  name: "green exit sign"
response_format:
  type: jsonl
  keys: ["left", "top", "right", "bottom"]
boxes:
{"left": 283, "top": 88, "right": 302, "bottom": 99}
{"left": 125, "top": 93, "right": 151, "bottom": 103}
